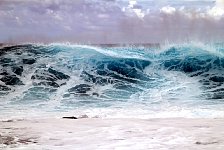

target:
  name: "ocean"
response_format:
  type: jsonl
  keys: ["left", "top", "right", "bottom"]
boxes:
{"left": 0, "top": 43, "right": 223, "bottom": 119}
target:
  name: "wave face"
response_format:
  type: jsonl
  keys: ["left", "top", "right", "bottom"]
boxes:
{"left": 0, "top": 44, "right": 224, "bottom": 118}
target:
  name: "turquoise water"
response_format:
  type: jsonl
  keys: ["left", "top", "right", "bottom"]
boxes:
{"left": 0, "top": 43, "right": 224, "bottom": 118}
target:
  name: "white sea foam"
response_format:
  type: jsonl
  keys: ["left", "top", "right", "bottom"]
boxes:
{"left": 0, "top": 43, "right": 224, "bottom": 120}
{"left": 1, "top": 118, "right": 224, "bottom": 149}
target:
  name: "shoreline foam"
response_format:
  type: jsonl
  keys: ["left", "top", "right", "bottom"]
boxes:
{"left": 1, "top": 117, "right": 224, "bottom": 149}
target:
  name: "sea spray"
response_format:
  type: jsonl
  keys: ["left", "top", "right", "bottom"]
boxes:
{"left": 0, "top": 43, "right": 224, "bottom": 118}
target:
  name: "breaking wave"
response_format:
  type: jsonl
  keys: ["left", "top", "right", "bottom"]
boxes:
{"left": 0, "top": 43, "right": 224, "bottom": 118}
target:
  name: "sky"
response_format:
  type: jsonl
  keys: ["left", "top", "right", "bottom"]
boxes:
{"left": 0, "top": 0, "right": 224, "bottom": 44}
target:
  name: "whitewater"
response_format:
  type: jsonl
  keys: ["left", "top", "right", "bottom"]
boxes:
{"left": 0, "top": 43, "right": 223, "bottom": 119}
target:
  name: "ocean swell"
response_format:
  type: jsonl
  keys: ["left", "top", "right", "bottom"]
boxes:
{"left": 0, "top": 43, "right": 224, "bottom": 117}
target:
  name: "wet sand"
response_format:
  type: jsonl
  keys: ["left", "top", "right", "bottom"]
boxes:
{"left": 1, "top": 117, "right": 224, "bottom": 149}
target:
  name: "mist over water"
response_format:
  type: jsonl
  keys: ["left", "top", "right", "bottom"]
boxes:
{"left": 0, "top": 0, "right": 224, "bottom": 43}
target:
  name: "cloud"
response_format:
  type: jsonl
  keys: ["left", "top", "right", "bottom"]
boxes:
{"left": 0, "top": 0, "right": 224, "bottom": 44}
{"left": 160, "top": 6, "right": 176, "bottom": 14}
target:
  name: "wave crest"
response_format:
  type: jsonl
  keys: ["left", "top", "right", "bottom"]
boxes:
{"left": 0, "top": 43, "right": 223, "bottom": 107}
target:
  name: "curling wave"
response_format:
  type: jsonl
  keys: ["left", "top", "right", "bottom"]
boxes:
{"left": 0, "top": 43, "right": 224, "bottom": 117}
